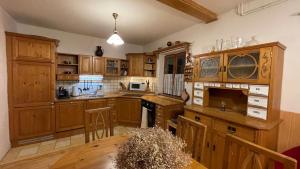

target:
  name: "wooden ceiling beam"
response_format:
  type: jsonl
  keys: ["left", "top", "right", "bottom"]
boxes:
{"left": 157, "top": 0, "right": 218, "bottom": 23}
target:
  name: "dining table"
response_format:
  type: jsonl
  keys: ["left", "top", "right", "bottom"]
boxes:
{"left": 50, "top": 135, "right": 207, "bottom": 169}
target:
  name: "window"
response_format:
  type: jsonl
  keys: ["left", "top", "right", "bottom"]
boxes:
{"left": 163, "top": 52, "right": 186, "bottom": 97}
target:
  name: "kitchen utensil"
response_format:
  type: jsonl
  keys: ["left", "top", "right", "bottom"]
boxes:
{"left": 71, "top": 86, "right": 82, "bottom": 97}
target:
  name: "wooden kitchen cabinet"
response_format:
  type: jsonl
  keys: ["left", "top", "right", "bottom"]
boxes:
{"left": 195, "top": 55, "right": 223, "bottom": 82}
{"left": 56, "top": 101, "right": 85, "bottom": 132}
{"left": 79, "top": 55, "right": 93, "bottom": 74}
{"left": 107, "top": 98, "right": 118, "bottom": 126}
{"left": 127, "top": 53, "right": 144, "bottom": 76}
{"left": 117, "top": 98, "right": 141, "bottom": 126}
{"left": 193, "top": 43, "right": 281, "bottom": 84}
{"left": 93, "top": 57, "right": 105, "bottom": 75}
{"left": 11, "top": 35, "right": 56, "bottom": 63}
{"left": 184, "top": 109, "right": 277, "bottom": 169}
{"left": 13, "top": 105, "right": 55, "bottom": 140}
{"left": 105, "top": 58, "right": 120, "bottom": 76}
{"left": 13, "top": 61, "right": 55, "bottom": 107}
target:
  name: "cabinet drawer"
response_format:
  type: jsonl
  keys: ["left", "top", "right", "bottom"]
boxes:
{"left": 249, "top": 85, "right": 269, "bottom": 96}
{"left": 194, "top": 82, "right": 204, "bottom": 89}
{"left": 193, "top": 97, "right": 203, "bottom": 106}
{"left": 194, "top": 90, "right": 204, "bottom": 97}
{"left": 213, "top": 119, "right": 255, "bottom": 141}
{"left": 184, "top": 111, "right": 212, "bottom": 128}
{"left": 247, "top": 107, "right": 267, "bottom": 120}
{"left": 248, "top": 96, "right": 268, "bottom": 108}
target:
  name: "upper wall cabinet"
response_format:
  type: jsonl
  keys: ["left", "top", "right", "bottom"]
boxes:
{"left": 11, "top": 36, "right": 56, "bottom": 63}
{"left": 105, "top": 58, "right": 120, "bottom": 76}
{"left": 127, "top": 53, "right": 144, "bottom": 76}
{"left": 194, "top": 43, "right": 277, "bottom": 84}
{"left": 79, "top": 55, "right": 93, "bottom": 74}
{"left": 127, "top": 53, "right": 157, "bottom": 77}
{"left": 223, "top": 47, "right": 272, "bottom": 84}
{"left": 93, "top": 57, "right": 105, "bottom": 75}
{"left": 195, "top": 55, "right": 223, "bottom": 82}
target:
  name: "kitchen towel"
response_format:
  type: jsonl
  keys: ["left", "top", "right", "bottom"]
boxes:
{"left": 141, "top": 107, "right": 148, "bottom": 128}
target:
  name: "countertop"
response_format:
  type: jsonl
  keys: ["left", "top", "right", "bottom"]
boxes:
{"left": 55, "top": 91, "right": 154, "bottom": 102}
{"left": 141, "top": 95, "right": 184, "bottom": 107}
{"left": 184, "top": 105, "right": 281, "bottom": 130}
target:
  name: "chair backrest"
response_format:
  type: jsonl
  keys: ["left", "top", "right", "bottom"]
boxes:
{"left": 223, "top": 134, "right": 297, "bottom": 169}
{"left": 176, "top": 115, "right": 207, "bottom": 162}
{"left": 84, "top": 107, "right": 113, "bottom": 143}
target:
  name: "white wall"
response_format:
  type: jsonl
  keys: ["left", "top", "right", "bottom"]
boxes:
{"left": 17, "top": 23, "right": 143, "bottom": 59}
{"left": 0, "top": 6, "right": 17, "bottom": 160}
{"left": 144, "top": 0, "right": 300, "bottom": 113}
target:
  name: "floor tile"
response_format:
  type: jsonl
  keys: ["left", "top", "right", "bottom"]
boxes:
{"left": 18, "top": 146, "right": 39, "bottom": 157}
{"left": 55, "top": 138, "right": 71, "bottom": 149}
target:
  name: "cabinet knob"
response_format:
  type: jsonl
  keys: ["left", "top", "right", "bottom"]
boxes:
{"left": 227, "top": 126, "right": 236, "bottom": 134}
{"left": 195, "top": 116, "right": 200, "bottom": 121}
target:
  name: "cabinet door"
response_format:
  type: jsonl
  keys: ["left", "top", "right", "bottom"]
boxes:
{"left": 93, "top": 57, "right": 105, "bottom": 75}
{"left": 128, "top": 54, "right": 144, "bottom": 76}
{"left": 107, "top": 98, "right": 118, "bottom": 126}
{"left": 210, "top": 132, "right": 226, "bottom": 169}
{"left": 198, "top": 55, "right": 223, "bottom": 82}
{"left": 105, "top": 58, "right": 120, "bottom": 76}
{"left": 13, "top": 62, "right": 54, "bottom": 107}
{"left": 117, "top": 98, "right": 141, "bottom": 126}
{"left": 80, "top": 55, "right": 93, "bottom": 74}
{"left": 56, "top": 101, "right": 85, "bottom": 132}
{"left": 223, "top": 48, "right": 272, "bottom": 84}
{"left": 12, "top": 37, "right": 54, "bottom": 62}
{"left": 14, "top": 105, "right": 55, "bottom": 139}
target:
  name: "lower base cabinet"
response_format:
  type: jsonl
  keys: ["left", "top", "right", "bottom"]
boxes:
{"left": 13, "top": 105, "right": 55, "bottom": 142}
{"left": 55, "top": 101, "right": 85, "bottom": 132}
{"left": 184, "top": 110, "right": 278, "bottom": 169}
{"left": 117, "top": 98, "right": 141, "bottom": 126}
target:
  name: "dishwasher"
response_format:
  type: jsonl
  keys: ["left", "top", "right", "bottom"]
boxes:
{"left": 141, "top": 100, "right": 156, "bottom": 128}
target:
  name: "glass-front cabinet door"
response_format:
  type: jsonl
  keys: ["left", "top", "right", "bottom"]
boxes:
{"left": 196, "top": 55, "right": 223, "bottom": 82}
{"left": 223, "top": 48, "right": 272, "bottom": 83}
{"left": 105, "top": 58, "right": 120, "bottom": 76}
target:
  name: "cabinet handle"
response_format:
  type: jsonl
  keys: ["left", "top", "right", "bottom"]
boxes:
{"left": 206, "top": 142, "right": 210, "bottom": 148}
{"left": 219, "top": 66, "right": 223, "bottom": 72}
{"left": 212, "top": 145, "right": 216, "bottom": 151}
{"left": 227, "top": 126, "right": 236, "bottom": 134}
{"left": 223, "top": 66, "right": 227, "bottom": 72}
{"left": 195, "top": 116, "right": 200, "bottom": 121}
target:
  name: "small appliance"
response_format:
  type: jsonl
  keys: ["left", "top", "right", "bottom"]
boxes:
{"left": 129, "top": 82, "right": 146, "bottom": 91}
{"left": 71, "top": 86, "right": 82, "bottom": 97}
{"left": 57, "top": 87, "right": 70, "bottom": 99}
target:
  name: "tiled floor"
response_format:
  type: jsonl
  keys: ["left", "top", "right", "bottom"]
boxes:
{"left": 0, "top": 126, "right": 135, "bottom": 165}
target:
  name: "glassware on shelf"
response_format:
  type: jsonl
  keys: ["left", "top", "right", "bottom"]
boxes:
{"left": 246, "top": 36, "right": 259, "bottom": 46}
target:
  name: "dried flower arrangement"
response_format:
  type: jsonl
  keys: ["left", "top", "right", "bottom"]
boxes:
{"left": 115, "top": 127, "right": 192, "bottom": 169}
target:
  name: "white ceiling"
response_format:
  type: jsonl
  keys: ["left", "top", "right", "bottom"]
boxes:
{"left": 0, "top": 0, "right": 242, "bottom": 45}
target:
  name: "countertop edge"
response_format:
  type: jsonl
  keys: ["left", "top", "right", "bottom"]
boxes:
{"left": 184, "top": 105, "right": 281, "bottom": 130}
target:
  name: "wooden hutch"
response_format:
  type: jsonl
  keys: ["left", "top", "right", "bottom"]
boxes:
{"left": 184, "top": 42, "right": 285, "bottom": 168}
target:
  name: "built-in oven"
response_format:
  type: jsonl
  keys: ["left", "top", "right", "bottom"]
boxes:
{"left": 141, "top": 100, "right": 156, "bottom": 128}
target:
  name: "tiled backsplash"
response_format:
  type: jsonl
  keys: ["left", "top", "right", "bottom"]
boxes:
{"left": 56, "top": 75, "right": 157, "bottom": 95}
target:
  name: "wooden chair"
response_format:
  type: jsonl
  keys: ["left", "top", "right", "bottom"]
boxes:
{"left": 84, "top": 107, "right": 113, "bottom": 143}
{"left": 177, "top": 115, "right": 207, "bottom": 162}
{"left": 223, "top": 134, "right": 297, "bottom": 169}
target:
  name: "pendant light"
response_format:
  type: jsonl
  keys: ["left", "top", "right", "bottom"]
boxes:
{"left": 107, "top": 13, "right": 124, "bottom": 46}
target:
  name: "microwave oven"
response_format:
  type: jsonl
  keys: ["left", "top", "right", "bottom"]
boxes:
{"left": 129, "top": 82, "right": 146, "bottom": 91}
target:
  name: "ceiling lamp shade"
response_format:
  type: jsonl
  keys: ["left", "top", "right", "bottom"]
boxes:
{"left": 107, "top": 13, "right": 124, "bottom": 46}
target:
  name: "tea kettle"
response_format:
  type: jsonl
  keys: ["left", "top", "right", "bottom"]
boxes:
{"left": 71, "top": 86, "right": 82, "bottom": 97}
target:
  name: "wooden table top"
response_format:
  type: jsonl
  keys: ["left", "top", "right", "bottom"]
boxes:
{"left": 51, "top": 136, "right": 207, "bottom": 169}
